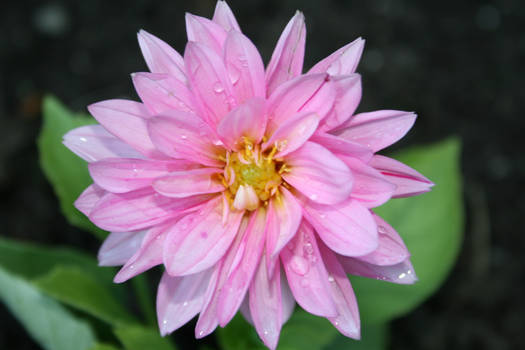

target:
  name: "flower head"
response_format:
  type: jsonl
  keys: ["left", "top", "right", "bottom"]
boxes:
{"left": 64, "top": 1, "right": 433, "bottom": 348}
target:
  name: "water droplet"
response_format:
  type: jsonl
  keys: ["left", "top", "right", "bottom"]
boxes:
{"left": 290, "top": 256, "right": 309, "bottom": 275}
{"left": 183, "top": 301, "right": 188, "bottom": 306}
{"left": 129, "top": 265, "right": 135, "bottom": 270}
{"left": 79, "top": 137, "right": 87, "bottom": 142}
{"left": 228, "top": 66, "right": 240, "bottom": 85}
{"left": 213, "top": 82, "right": 224, "bottom": 93}
{"left": 309, "top": 194, "right": 318, "bottom": 200}
{"left": 198, "top": 330, "right": 204, "bottom": 337}
{"left": 328, "top": 275, "right": 335, "bottom": 283}
{"left": 378, "top": 225, "right": 388, "bottom": 234}
{"left": 398, "top": 273, "right": 406, "bottom": 279}
{"left": 300, "top": 279, "right": 309, "bottom": 288}
{"left": 303, "top": 242, "right": 313, "bottom": 255}
{"left": 319, "top": 214, "right": 326, "bottom": 219}
{"left": 237, "top": 54, "right": 247, "bottom": 62}
{"left": 263, "top": 330, "right": 269, "bottom": 335}
{"left": 180, "top": 135, "right": 187, "bottom": 140}
{"left": 163, "top": 320, "right": 168, "bottom": 325}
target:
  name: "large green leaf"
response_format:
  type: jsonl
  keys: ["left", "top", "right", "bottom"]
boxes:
{"left": 38, "top": 95, "right": 106, "bottom": 239}
{"left": 89, "top": 344, "right": 122, "bottom": 350}
{"left": 0, "top": 265, "right": 96, "bottom": 350}
{"left": 114, "top": 325, "right": 178, "bottom": 350}
{"left": 353, "top": 137, "right": 463, "bottom": 324}
{"left": 34, "top": 266, "right": 136, "bottom": 326}
{"left": 325, "top": 323, "right": 388, "bottom": 350}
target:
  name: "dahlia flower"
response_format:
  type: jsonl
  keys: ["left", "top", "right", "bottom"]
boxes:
{"left": 64, "top": 1, "right": 433, "bottom": 348}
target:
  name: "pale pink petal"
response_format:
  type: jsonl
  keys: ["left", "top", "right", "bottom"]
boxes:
{"left": 333, "top": 110, "right": 417, "bottom": 152}
{"left": 310, "top": 132, "right": 373, "bottom": 163}
{"left": 265, "top": 188, "right": 302, "bottom": 261}
{"left": 212, "top": 1, "right": 241, "bottom": 32}
{"left": 318, "top": 74, "right": 362, "bottom": 132}
{"left": 89, "top": 158, "right": 196, "bottom": 193}
{"left": 74, "top": 184, "right": 106, "bottom": 216}
{"left": 283, "top": 142, "right": 352, "bottom": 204}
{"left": 249, "top": 255, "right": 283, "bottom": 350}
{"left": 63, "top": 125, "right": 143, "bottom": 162}
{"left": 132, "top": 72, "right": 194, "bottom": 114}
{"left": 357, "top": 214, "right": 409, "bottom": 266}
{"left": 156, "top": 269, "right": 214, "bottom": 336}
{"left": 280, "top": 221, "right": 338, "bottom": 317}
{"left": 343, "top": 157, "right": 396, "bottom": 208}
{"left": 303, "top": 199, "right": 378, "bottom": 257}
{"left": 89, "top": 188, "right": 211, "bottom": 232}
{"left": 265, "top": 11, "right": 306, "bottom": 95}
{"left": 338, "top": 256, "right": 417, "bottom": 285}
{"left": 216, "top": 97, "right": 267, "bottom": 150}
{"left": 232, "top": 184, "right": 260, "bottom": 211}
{"left": 280, "top": 273, "right": 295, "bottom": 324}
{"left": 87, "top": 99, "right": 167, "bottom": 159}
{"left": 308, "top": 37, "right": 365, "bottom": 75}
{"left": 147, "top": 110, "right": 224, "bottom": 167}
{"left": 263, "top": 111, "right": 319, "bottom": 157}
{"left": 114, "top": 222, "right": 172, "bottom": 283}
{"left": 163, "top": 197, "right": 244, "bottom": 276}
{"left": 266, "top": 73, "right": 333, "bottom": 132}
{"left": 239, "top": 296, "right": 253, "bottom": 325}
{"left": 224, "top": 31, "right": 266, "bottom": 104}
{"left": 97, "top": 231, "right": 146, "bottom": 266}
{"left": 184, "top": 42, "right": 236, "bottom": 127}
{"left": 217, "top": 208, "right": 267, "bottom": 326}
{"left": 137, "top": 30, "right": 186, "bottom": 82}
{"left": 318, "top": 241, "right": 360, "bottom": 339}
{"left": 369, "top": 155, "right": 434, "bottom": 197}
{"left": 153, "top": 168, "right": 225, "bottom": 198}
{"left": 186, "top": 13, "right": 228, "bottom": 54}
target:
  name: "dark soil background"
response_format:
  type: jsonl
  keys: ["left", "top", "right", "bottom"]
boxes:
{"left": 1, "top": 0, "right": 524, "bottom": 349}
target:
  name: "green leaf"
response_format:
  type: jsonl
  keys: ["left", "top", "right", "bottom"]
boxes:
{"left": 114, "top": 325, "right": 178, "bottom": 350}
{"left": 217, "top": 314, "right": 266, "bottom": 350}
{"left": 38, "top": 95, "right": 106, "bottom": 239}
{"left": 89, "top": 344, "right": 122, "bottom": 350}
{"left": 325, "top": 323, "right": 388, "bottom": 350}
{"left": 0, "top": 265, "right": 96, "bottom": 350}
{"left": 34, "top": 266, "right": 136, "bottom": 326}
{"left": 353, "top": 137, "right": 464, "bottom": 324}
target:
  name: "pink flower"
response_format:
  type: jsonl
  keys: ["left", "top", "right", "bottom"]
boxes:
{"left": 64, "top": 2, "right": 433, "bottom": 348}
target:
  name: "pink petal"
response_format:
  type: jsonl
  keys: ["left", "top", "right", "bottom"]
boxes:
{"left": 333, "top": 110, "right": 417, "bottom": 152}
{"left": 217, "top": 208, "right": 267, "bottom": 326}
{"left": 137, "top": 30, "right": 186, "bottom": 82}
{"left": 216, "top": 97, "right": 267, "bottom": 150}
{"left": 212, "top": 1, "right": 241, "bottom": 32}
{"left": 280, "top": 221, "right": 338, "bottom": 317}
{"left": 263, "top": 111, "right": 319, "bottom": 157}
{"left": 97, "top": 231, "right": 146, "bottom": 266}
{"left": 147, "top": 110, "right": 224, "bottom": 167}
{"left": 87, "top": 99, "right": 166, "bottom": 159}
{"left": 265, "top": 188, "right": 302, "bottom": 261}
{"left": 369, "top": 155, "right": 434, "bottom": 197}
{"left": 308, "top": 37, "right": 365, "bottom": 75}
{"left": 280, "top": 273, "right": 296, "bottom": 324}
{"left": 63, "top": 125, "right": 143, "bottom": 162}
{"left": 318, "top": 241, "right": 360, "bottom": 339}
{"left": 114, "top": 223, "right": 172, "bottom": 283}
{"left": 89, "top": 188, "right": 210, "bottom": 232}
{"left": 339, "top": 256, "right": 417, "bottom": 285}
{"left": 153, "top": 168, "right": 225, "bottom": 198}
{"left": 356, "top": 214, "right": 409, "bottom": 266}
{"left": 283, "top": 142, "right": 353, "bottom": 204}
{"left": 156, "top": 269, "right": 214, "bottom": 336}
{"left": 343, "top": 157, "right": 396, "bottom": 208}
{"left": 249, "top": 255, "right": 283, "bottom": 350}
{"left": 265, "top": 11, "right": 306, "bottom": 95}
{"left": 303, "top": 199, "right": 378, "bottom": 257}
{"left": 89, "top": 158, "right": 196, "bottom": 193}
{"left": 132, "top": 72, "right": 194, "bottom": 114}
{"left": 163, "top": 197, "right": 244, "bottom": 276}
{"left": 318, "top": 74, "right": 362, "bottom": 132}
{"left": 186, "top": 13, "right": 228, "bottom": 54}
{"left": 224, "top": 31, "right": 266, "bottom": 104}
{"left": 184, "top": 42, "right": 236, "bottom": 127}
{"left": 266, "top": 73, "right": 333, "bottom": 132}
{"left": 74, "top": 184, "right": 106, "bottom": 216}
{"left": 310, "top": 132, "right": 373, "bottom": 163}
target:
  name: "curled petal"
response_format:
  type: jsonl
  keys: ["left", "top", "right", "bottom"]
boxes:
{"left": 266, "top": 11, "right": 306, "bottom": 95}
{"left": 137, "top": 30, "right": 186, "bottom": 82}
{"left": 338, "top": 256, "right": 417, "bottom": 285}
{"left": 186, "top": 13, "right": 228, "bottom": 54}
{"left": 163, "top": 197, "right": 244, "bottom": 276}
{"left": 308, "top": 37, "right": 365, "bottom": 75}
{"left": 63, "top": 125, "right": 142, "bottom": 162}
{"left": 283, "top": 142, "right": 352, "bottom": 205}
{"left": 153, "top": 168, "right": 225, "bottom": 198}
{"left": 75, "top": 184, "right": 106, "bottom": 216}
{"left": 303, "top": 199, "right": 378, "bottom": 257}
{"left": 97, "top": 231, "right": 146, "bottom": 267}
{"left": 333, "top": 110, "right": 417, "bottom": 152}
{"left": 310, "top": 132, "right": 372, "bottom": 163}
{"left": 369, "top": 155, "right": 434, "bottom": 197}
{"left": 212, "top": 1, "right": 241, "bottom": 32}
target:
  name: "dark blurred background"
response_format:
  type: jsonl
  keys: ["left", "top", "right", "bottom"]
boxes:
{"left": 0, "top": 0, "right": 523, "bottom": 349}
